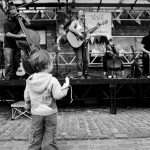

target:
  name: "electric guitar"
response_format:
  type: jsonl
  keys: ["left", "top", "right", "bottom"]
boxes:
{"left": 67, "top": 20, "right": 108, "bottom": 48}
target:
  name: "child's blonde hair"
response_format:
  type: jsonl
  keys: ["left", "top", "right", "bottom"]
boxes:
{"left": 29, "top": 50, "right": 53, "bottom": 72}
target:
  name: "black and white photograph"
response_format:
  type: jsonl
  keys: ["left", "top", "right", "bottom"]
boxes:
{"left": 0, "top": 0, "right": 150, "bottom": 149}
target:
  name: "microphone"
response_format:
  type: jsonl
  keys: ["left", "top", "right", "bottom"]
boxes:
{"left": 81, "top": 14, "right": 85, "bottom": 18}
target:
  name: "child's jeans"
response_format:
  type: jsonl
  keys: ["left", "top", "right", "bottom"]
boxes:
{"left": 28, "top": 113, "right": 59, "bottom": 150}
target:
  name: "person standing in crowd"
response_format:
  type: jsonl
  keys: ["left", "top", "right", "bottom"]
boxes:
{"left": 141, "top": 31, "right": 150, "bottom": 77}
{"left": 24, "top": 49, "right": 69, "bottom": 150}
{"left": 3, "top": 5, "right": 30, "bottom": 80}
{"left": 68, "top": 10, "right": 99, "bottom": 78}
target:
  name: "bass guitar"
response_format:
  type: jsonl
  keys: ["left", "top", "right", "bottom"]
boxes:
{"left": 16, "top": 14, "right": 41, "bottom": 75}
{"left": 67, "top": 20, "right": 108, "bottom": 48}
{"left": 105, "top": 44, "right": 123, "bottom": 70}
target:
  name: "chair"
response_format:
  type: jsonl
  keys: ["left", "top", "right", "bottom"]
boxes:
{"left": 11, "top": 101, "right": 31, "bottom": 120}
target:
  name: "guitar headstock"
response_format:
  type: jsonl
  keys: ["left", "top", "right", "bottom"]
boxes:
{"left": 130, "top": 45, "right": 134, "bottom": 53}
{"left": 130, "top": 45, "right": 134, "bottom": 49}
{"left": 98, "top": 20, "right": 108, "bottom": 27}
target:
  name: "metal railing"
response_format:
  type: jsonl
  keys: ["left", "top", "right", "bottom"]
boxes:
{"left": 51, "top": 51, "right": 143, "bottom": 67}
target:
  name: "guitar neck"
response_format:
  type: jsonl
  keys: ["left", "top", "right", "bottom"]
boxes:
{"left": 88, "top": 20, "right": 107, "bottom": 34}
{"left": 89, "top": 25, "right": 98, "bottom": 34}
{"left": 130, "top": 46, "right": 137, "bottom": 62}
{"left": 18, "top": 17, "right": 30, "bottom": 45}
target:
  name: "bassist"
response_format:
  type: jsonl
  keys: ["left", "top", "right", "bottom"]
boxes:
{"left": 68, "top": 10, "right": 99, "bottom": 78}
{"left": 3, "top": 5, "right": 30, "bottom": 80}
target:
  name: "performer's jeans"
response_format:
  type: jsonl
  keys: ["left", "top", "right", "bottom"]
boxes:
{"left": 4, "top": 47, "right": 20, "bottom": 80}
{"left": 73, "top": 42, "right": 88, "bottom": 76}
{"left": 73, "top": 46, "right": 83, "bottom": 73}
{"left": 28, "top": 113, "right": 59, "bottom": 150}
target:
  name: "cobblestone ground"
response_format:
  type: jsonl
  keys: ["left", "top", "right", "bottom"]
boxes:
{"left": 2, "top": 103, "right": 150, "bottom": 149}
{"left": 1, "top": 105, "right": 150, "bottom": 141}
{"left": 1, "top": 138, "right": 150, "bottom": 150}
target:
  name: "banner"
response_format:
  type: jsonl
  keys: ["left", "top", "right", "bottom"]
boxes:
{"left": 85, "top": 12, "right": 112, "bottom": 37}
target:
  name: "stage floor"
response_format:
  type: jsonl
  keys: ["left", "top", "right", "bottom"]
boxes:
{"left": 0, "top": 78, "right": 150, "bottom": 114}
{"left": 0, "top": 77, "right": 150, "bottom": 85}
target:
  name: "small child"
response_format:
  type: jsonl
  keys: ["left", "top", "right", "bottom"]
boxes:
{"left": 24, "top": 49, "right": 69, "bottom": 150}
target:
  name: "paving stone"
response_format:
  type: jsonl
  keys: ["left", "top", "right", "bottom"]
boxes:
{"left": 2, "top": 107, "right": 150, "bottom": 149}
{"left": 0, "top": 135, "right": 12, "bottom": 141}
{"left": 113, "top": 134, "right": 129, "bottom": 138}
{"left": 2, "top": 138, "right": 150, "bottom": 150}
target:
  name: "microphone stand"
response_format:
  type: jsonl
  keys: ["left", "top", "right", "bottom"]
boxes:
{"left": 82, "top": 16, "right": 88, "bottom": 78}
{"left": 82, "top": 17, "right": 101, "bottom": 79}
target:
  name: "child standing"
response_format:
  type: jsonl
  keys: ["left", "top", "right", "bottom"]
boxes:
{"left": 24, "top": 50, "right": 69, "bottom": 150}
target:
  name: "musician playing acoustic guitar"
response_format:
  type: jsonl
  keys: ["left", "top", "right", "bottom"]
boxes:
{"left": 68, "top": 10, "right": 100, "bottom": 78}
{"left": 3, "top": 5, "right": 30, "bottom": 80}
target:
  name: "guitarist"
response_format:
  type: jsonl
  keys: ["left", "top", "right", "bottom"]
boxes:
{"left": 68, "top": 10, "right": 99, "bottom": 78}
{"left": 3, "top": 4, "right": 30, "bottom": 80}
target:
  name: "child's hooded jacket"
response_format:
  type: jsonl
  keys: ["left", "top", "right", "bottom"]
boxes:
{"left": 24, "top": 72, "right": 68, "bottom": 116}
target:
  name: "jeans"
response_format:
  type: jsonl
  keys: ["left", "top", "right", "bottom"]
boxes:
{"left": 73, "top": 42, "right": 88, "bottom": 75}
{"left": 4, "top": 47, "right": 20, "bottom": 80}
{"left": 28, "top": 113, "right": 59, "bottom": 150}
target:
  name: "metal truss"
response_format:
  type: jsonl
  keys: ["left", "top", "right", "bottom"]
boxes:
{"left": 51, "top": 51, "right": 142, "bottom": 67}
{"left": 89, "top": 51, "right": 142, "bottom": 67}
{"left": 17, "top": 7, "right": 150, "bottom": 23}
{"left": 51, "top": 52, "right": 76, "bottom": 65}
{"left": 19, "top": 8, "right": 57, "bottom": 21}
{"left": 112, "top": 9, "right": 150, "bottom": 24}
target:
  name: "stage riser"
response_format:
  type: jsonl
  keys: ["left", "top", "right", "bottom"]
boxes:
{"left": 0, "top": 79, "right": 150, "bottom": 111}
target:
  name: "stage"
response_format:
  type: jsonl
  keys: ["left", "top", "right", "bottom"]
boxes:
{"left": 0, "top": 78, "right": 150, "bottom": 114}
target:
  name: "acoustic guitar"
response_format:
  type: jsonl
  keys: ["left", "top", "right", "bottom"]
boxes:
{"left": 16, "top": 13, "right": 41, "bottom": 75}
{"left": 16, "top": 60, "right": 26, "bottom": 76}
{"left": 67, "top": 20, "right": 108, "bottom": 48}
